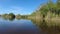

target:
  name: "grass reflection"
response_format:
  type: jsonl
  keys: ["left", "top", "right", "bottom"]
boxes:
{"left": 31, "top": 18, "right": 60, "bottom": 34}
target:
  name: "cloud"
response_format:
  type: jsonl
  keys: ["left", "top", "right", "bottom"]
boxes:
{"left": 10, "top": 6, "right": 23, "bottom": 11}
{"left": 5, "top": 6, "right": 24, "bottom": 14}
{"left": 8, "top": 6, "right": 31, "bottom": 15}
{"left": 0, "top": 6, "right": 23, "bottom": 14}
{"left": 0, "top": 6, "right": 32, "bottom": 15}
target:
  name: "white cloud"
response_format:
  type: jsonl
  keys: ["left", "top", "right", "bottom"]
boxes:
{"left": 0, "top": 6, "right": 32, "bottom": 15}
{"left": 0, "top": 6, "right": 23, "bottom": 14}
{"left": 5, "top": 6, "right": 24, "bottom": 14}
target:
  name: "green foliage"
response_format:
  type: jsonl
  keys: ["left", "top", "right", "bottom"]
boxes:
{"left": 9, "top": 13, "right": 15, "bottom": 17}
{"left": 31, "top": 0, "right": 60, "bottom": 17}
{"left": 8, "top": 13, "right": 15, "bottom": 19}
{"left": 21, "top": 15, "right": 28, "bottom": 19}
{"left": 2, "top": 14, "right": 8, "bottom": 16}
{"left": 31, "top": 12, "right": 36, "bottom": 16}
{"left": 40, "top": 4, "right": 49, "bottom": 16}
{"left": 2, "top": 13, "right": 15, "bottom": 19}
{"left": 57, "top": 0, "right": 60, "bottom": 9}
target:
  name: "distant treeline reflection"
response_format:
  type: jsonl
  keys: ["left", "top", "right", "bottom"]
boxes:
{"left": 1, "top": 13, "right": 29, "bottom": 21}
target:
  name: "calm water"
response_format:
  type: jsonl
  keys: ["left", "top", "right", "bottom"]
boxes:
{"left": 0, "top": 17, "right": 60, "bottom": 34}
{"left": 0, "top": 17, "right": 40, "bottom": 34}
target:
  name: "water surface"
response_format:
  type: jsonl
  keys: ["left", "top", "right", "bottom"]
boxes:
{"left": 0, "top": 17, "right": 60, "bottom": 34}
{"left": 0, "top": 17, "right": 40, "bottom": 34}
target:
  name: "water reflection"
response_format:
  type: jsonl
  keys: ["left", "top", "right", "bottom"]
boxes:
{"left": 3, "top": 17, "right": 15, "bottom": 21}
{"left": 31, "top": 18, "right": 60, "bottom": 34}
{"left": 0, "top": 17, "right": 60, "bottom": 34}
{"left": 0, "top": 17, "right": 40, "bottom": 34}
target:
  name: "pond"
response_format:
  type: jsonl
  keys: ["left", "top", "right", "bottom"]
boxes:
{"left": 0, "top": 17, "right": 40, "bottom": 34}
{"left": 0, "top": 17, "right": 60, "bottom": 34}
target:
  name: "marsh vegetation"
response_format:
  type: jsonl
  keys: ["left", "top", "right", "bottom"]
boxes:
{"left": 0, "top": 0, "right": 60, "bottom": 34}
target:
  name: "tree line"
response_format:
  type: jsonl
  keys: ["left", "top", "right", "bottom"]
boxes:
{"left": 31, "top": 0, "right": 60, "bottom": 17}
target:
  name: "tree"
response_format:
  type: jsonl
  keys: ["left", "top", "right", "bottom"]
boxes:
{"left": 56, "top": 0, "right": 60, "bottom": 15}
{"left": 8, "top": 13, "right": 15, "bottom": 18}
{"left": 57, "top": 0, "right": 60, "bottom": 9}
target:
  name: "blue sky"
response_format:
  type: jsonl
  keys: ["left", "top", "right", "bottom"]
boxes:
{"left": 0, "top": 0, "right": 56, "bottom": 15}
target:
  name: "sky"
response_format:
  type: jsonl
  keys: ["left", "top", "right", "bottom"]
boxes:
{"left": 0, "top": 0, "right": 57, "bottom": 15}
